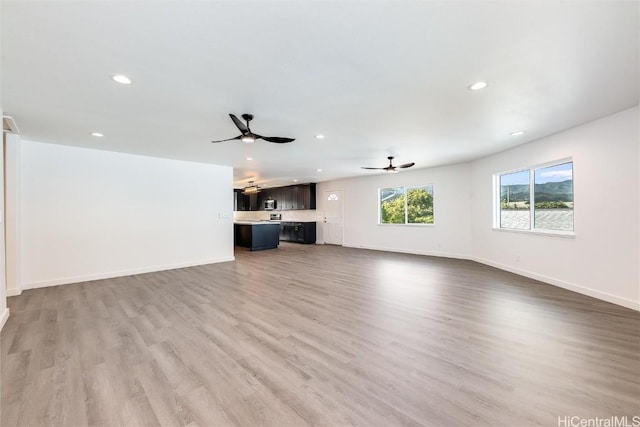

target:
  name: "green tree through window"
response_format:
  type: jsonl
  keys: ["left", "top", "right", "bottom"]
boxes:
{"left": 407, "top": 187, "right": 433, "bottom": 224}
{"left": 380, "top": 186, "right": 434, "bottom": 224}
{"left": 381, "top": 193, "right": 405, "bottom": 223}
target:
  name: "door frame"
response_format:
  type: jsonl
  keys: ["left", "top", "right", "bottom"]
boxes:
{"left": 322, "top": 189, "right": 344, "bottom": 246}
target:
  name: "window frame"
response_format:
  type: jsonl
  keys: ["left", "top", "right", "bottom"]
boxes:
{"left": 493, "top": 158, "right": 575, "bottom": 237}
{"left": 378, "top": 184, "right": 435, "bottom": 226}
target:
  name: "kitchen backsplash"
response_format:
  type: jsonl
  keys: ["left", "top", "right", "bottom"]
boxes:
{"left": 234, "top": 210, "right": 320, "bottom": 222}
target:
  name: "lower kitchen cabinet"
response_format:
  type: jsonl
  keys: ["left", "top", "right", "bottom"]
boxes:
{"left": 279, "top": 222, "right": 316, "bottom": 244}
{"left": 235, "top": 223, "right": 280, "bottom": 251}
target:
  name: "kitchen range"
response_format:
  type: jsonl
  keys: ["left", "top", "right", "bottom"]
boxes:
{"left": 233, "top": 184, "right": 317, "bottom": 251}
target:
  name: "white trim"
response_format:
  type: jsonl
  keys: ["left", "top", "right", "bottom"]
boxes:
{"left": 7, "top": 288, "right": 22, "bottom": 297}
{"left": 21, "top": 256, "right": 235, "bottom": 290}
{"left": 0, "top": 308, "right": 9, "bottom": 331}
{"left": 342, "top": 244, "right": 639, "bottom": 311}
{"left": 343, "top": 243, "right": 471, "bottom": 261}
{"left": 378, "top": 223, "right": 436, "bottom": 228}
{"left": 322, "top": 188, "right": 344, "bottom": 246}
{"left": 492, "top": 227, "right": 575, "bottom": 239}
{"left": 494, "top": 159, "right": 574, "bottom": 233}
{"left": 470, "top": 256, "right": 639, "bottom": 311}
{"left": 378, "top": 184, "right": 435, "bottom": 225}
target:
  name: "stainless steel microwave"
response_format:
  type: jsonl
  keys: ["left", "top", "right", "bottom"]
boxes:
{"left": 264, "top": 199, "right": 276, "bottom": 210}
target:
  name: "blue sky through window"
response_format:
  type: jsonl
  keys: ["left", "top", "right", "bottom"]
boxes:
{"left": 500, "top": 170, "right": 529, "bottom": 186}
{"left": 535, "top": 162, "right": 573, "bottom": 184}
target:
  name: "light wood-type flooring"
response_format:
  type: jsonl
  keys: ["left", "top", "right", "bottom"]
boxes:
{"left": 2, "top": 243, "right": 639, "bottom": 426}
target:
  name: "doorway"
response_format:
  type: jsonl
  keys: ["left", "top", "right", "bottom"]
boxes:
{"left": 323, "top": 190, "right": 343, "bottom": 245}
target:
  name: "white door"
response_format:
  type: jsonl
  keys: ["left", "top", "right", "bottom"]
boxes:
{"left": 323, "top": 190, "right": 343, "bottom": 245}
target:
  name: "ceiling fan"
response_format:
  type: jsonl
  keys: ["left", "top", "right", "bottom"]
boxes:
{"left": 362, "top": 156, "right": 415, "bottom": 173}
{"left": 212, "top": 114, "right": 295, "bottom": 144}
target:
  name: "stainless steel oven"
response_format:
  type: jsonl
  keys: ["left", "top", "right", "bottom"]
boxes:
{"left": 264, "top": 199, "right": 276, "bottom": 210}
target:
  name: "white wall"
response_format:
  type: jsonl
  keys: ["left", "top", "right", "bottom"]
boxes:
{"left": 19, "top": 140, "right": 234, "bottom": 289}
{"left": 5, "top": 133, "right": 20, "bottom": 297}
{"left": 0, "top": 0, "right": 8, "bottom": 331}
{"left": 317, "top": 163, "right": 473, "bottom": 259}
{"left": 470, "top": 107, "right": 639, "bottom": 309}
{"left": 318, "top": 107, "right": 639, "bottom": 310}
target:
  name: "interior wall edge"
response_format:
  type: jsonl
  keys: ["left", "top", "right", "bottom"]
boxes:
{"left": 471, "top": 255, "right": 639, "bottom": 311}
{"left": 342, "top": 243, "right": 471, "bottom": 262}
{"left": 0, "top": 308, "right": 9, "bottom": 331}
{"left": 20, "top": 255, "right": 235, "bottom": 291}
{"left": 346, "top": 242, "right": 639, "bottom": 311}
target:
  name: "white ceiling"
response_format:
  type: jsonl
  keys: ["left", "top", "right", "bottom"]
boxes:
{"left": 2, "top": 1, "right": 638, "bottom": 188}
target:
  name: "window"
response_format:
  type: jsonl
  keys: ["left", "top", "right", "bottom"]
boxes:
{"left": 380, "top": 185, "right": 434, "bottom": 225}
{"left": 497, "top": 161, "right": 573, "bottom": 233}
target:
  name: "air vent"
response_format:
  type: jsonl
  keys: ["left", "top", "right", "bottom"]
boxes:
{"left": 2, "top": 116, "right": 19, "bottom": 134}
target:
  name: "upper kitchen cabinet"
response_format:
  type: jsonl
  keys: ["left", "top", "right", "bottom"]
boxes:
{"left": 234, "top": 189, "right": 258, "bottom": 211}
{"left": 234, "top": 183, "right": 316, "bottom": 211}
{"left": 297, "top": 183, "right": 316, "bottom": 210}
{"left": 279, "top": 183, "right": 316, "bottom": 210}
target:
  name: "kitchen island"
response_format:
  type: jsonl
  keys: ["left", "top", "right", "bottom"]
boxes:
{"left": 234, "top": 221, "right": 281, "bottom": 251}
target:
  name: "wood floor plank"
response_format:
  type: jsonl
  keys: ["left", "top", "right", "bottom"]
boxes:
{"left": 2, "top": 243, "right": 639, "bottom": 426}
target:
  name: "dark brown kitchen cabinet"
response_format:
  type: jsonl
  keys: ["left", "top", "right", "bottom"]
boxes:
{"left": 234, "top": 190, "right": 258, "bottom": 211}
{"left": 270, "top": 187, "right": 281, "bottom": 208}
{"left": 291, "top": 186, "right": 300, "bottom": 210}
{"left": 257, "top": 190, "right": 267, "bottom": 209}
{"left": 280, "top": 222, "right": 316, "bottom": 243}
{"left": 297, "top": 183, "right": 316, "bottom": 210}
{"left": 280, "top": 186, "right": 293, "bottom": 210}
{"left": 277, "top": 183, "right": 316, "bottom": 210}
{"left": 234, "top": 183, "right": 316, "bottom": 211}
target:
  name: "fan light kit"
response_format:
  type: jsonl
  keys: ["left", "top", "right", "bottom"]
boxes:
{"left": 468, "top": 81, "right": 488, "bottom": 91}
{"left": 112, "top": 74, "right": 132, "bottom": 85}
{"left": 212, "top": 114, "right": 295, "bottom": 144}
{"left": 362, "top": 156, "right": 415, "bottom": 173}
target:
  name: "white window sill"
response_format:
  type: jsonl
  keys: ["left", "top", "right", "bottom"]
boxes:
{"left": 378, "top": 223, "right": 436, "bottom": 227}
{"left": 492, "top": 227, "right": 575, "bottom": 239}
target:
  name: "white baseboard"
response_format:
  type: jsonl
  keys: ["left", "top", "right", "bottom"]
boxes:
{"left": 21, "top": 256, "right": 236, "bottom": 291}
{"left": 470, "top": 256, "right": 639, "bottom": 311}
{"left": 343, "top": 243, "right": 639, "bottom": 311}
{"left": 344, "top": 243, "right": 471, "bottom": 261}
{"left": 6, "top": 288, "right": 22, "bottom": 297}
{"left": 0, "top": 308, "right": 10, "bottom": 331}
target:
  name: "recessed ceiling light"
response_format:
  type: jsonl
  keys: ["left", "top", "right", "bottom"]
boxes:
{"left": 510, "top": 130, "right": 525, "bottom": 136}
{"left": 468, "top": 81, "right": 488, "bottom": 91}
{"left": 315, "top": 134, "right": 325, "bottom": 139}
{"left": 90, "top": 132, "right": 104, "bottom": 137}
{"left": 246, "top": 157, "right": 253, "bottom": 161}
{"left": 112, "top": 74, "right": 132, "bottom": 85}
{"left": 293, "top": 179, "right": 298, "bottom": 182}
{"left": 316, "top": 168, "right": 323, "bottom": 172}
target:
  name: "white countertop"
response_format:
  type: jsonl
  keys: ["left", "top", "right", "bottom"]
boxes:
{"left": 234, "top": 220, "right": 281, "bottom": 225}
